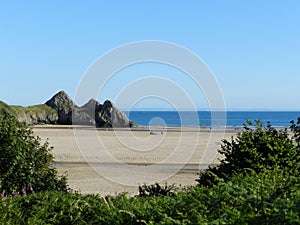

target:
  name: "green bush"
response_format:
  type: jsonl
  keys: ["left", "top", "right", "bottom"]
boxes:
{"left": 0, "top": 115, "right": 68, "bottom": 194}
{"left": 138, "top": 183, "right": 177, "bottom": 197}
{"left": 290, "top": 117, "right": 300, "bottom": 147}
{"left": 1, "top": 169, "right": 299, "bottom": 224}
{"left": 197, "top": 120, "right": 300, "bottom": 186}
{"left": 1, "top": 118, "right": 299, "bottom": 224}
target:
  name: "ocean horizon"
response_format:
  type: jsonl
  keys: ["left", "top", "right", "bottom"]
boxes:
{"left": 125, "top": 111, "right": 300, "bottom": 128}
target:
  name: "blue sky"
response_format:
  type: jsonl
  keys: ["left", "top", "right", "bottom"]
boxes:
{"left": 0, "top": 1, "right": 299, "bottom": 110}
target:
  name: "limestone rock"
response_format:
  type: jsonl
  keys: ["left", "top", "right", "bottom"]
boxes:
{"left": 1, "top": 91, "right": 135, "bottom": 127}
{"left": 45, "top": 90, "right": 75, "bottom": 124}
{"left": 73, "top": 98, "right": 100, "bottom": 126}
{"left": 97, "top": 100, "right": 130, "bottom": 127}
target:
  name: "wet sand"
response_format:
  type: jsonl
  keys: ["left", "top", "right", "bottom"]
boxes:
{"left": 33, "top": 126, "right": 237, "bottom": 195}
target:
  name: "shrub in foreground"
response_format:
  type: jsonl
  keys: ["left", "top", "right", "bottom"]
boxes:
{"left": 0, "top": 169, "right": 299, "bottom": 224}
{"left": 197, "top": 120, "right": 300, "bottom": 186}
{"left": 1, "top": 118, "right": 299, "bottom": 224}
{"left": 290, "top": 117, "right": 300, "bottom": 148}
{"left": 0, "top": 115, "right": 68, "bottom": 193}
{"left": 138, "top": 183, "right": 177, "bottom": 197}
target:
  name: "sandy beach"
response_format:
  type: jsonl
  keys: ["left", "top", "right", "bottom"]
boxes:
{"left": 33, "top": 126, "right": 237, "bottom": 196}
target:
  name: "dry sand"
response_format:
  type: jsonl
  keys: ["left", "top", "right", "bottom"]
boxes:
{"left": 33, "top": 126, "right": 237, "bottom": 196}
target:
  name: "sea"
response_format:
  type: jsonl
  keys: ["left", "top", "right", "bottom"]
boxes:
{"left": 125, "top": 111, "right": 300, "bottom": 129}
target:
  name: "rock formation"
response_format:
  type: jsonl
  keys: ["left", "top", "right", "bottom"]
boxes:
{"left": 45, "top": 90, "right": 74, "bottom": 125}
{"left": 0, "top": 91, "right": 135, "bottom": 128}
{"left": 96, "top": 100, "right": 130, "bottom": 127}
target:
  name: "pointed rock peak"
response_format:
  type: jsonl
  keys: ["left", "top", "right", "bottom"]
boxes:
{"left": 88, "top": 98, "right": 100, "bottom": 105}
{"left": 82, "top": 98, "right": 100, "bottom": 109}
{"left": 47, "top": 90, "right": 72, "bottom": 101}
{"left": 45, "top": 90, "right": 74, "bottom": 110}
{"left": 53, "top": 90, "right": 71, "bottom": 99}
{"left": 103, "top": 100, "right": 113, "bottom": 108}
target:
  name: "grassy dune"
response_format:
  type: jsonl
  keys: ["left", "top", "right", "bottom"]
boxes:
{"left": 0, "top": 101, "right": 58, "bottom": 123}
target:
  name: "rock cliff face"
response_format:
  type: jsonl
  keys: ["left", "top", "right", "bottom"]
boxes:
{"left": 74, "top": 98, "right": 100, "bottom": 126}
{"left": 45, "top": 91, "right": 133, "bottom": 127}
{"left": 45, "top": 91, "right": 74, "bottom": 125}
{"left": 0, "top": 91, "right": 134, "bottom": 128}
{"left": 96, "top": 100, "right": 130, "bottom": 127}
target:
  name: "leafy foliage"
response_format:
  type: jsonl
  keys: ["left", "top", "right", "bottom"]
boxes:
{"left": 197, "top": 120, "right": 300, "bottom": 186}
{"left": 0, "top": 118, "right": 299, "bottom": 224}
{"left": 138, "top": 183, "right": 177, "bottom": 197}
{"left": 0, "top": 169, "right": 299, "bottom": 224}
{"left": 290, "top": 117, "right": 300, "bottom": 146}
{"left": 0, "top": 101, "right": 11, "bottom": 120}
{"left": 0, "top": 115, "right": 68, "bottom": 193}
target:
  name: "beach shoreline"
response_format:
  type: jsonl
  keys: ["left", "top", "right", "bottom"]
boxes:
{"left": 33, "top": 125, "right": 237, "bottom": 195}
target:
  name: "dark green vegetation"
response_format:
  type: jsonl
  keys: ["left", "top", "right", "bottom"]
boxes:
{"left": 197, "top": 120, "right": 300, "bottom": 187}
{"left": 0, "top": 115, "right": 68, "bottom": 193}
{"left": 138, "top": 183, "right": 177, "bottom": 197}
{"left": 1, "top": 169, "right": 299, "bottom": 224}
{"left": 0, "top": 117, "right": 299, "bottom": 224}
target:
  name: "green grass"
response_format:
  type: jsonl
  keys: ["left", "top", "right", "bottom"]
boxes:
{"left": 11, "top": 104, "right": 57, "bottom": 116}
{"left": 0, "top": 101, "right": 57, "bottom": 122}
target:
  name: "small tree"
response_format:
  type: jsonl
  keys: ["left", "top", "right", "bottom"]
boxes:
{"left": 197, "top": 120, "right": 299, "bottom": 186}
{"left": 0, "top": 115, "right": 68, "bottom": 193}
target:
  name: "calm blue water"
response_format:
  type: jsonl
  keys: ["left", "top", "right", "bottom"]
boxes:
{"left": 125, "top": 111, "right": 300, "bottom": 128}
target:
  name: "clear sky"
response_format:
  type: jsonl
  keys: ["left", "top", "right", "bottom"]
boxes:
{"left": 0, "top": 1, "right": 299, "bottom": 110}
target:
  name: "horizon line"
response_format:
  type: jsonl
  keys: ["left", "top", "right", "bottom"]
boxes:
{"left": 121, "top": 108, "right": 300, "bottom": 112}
